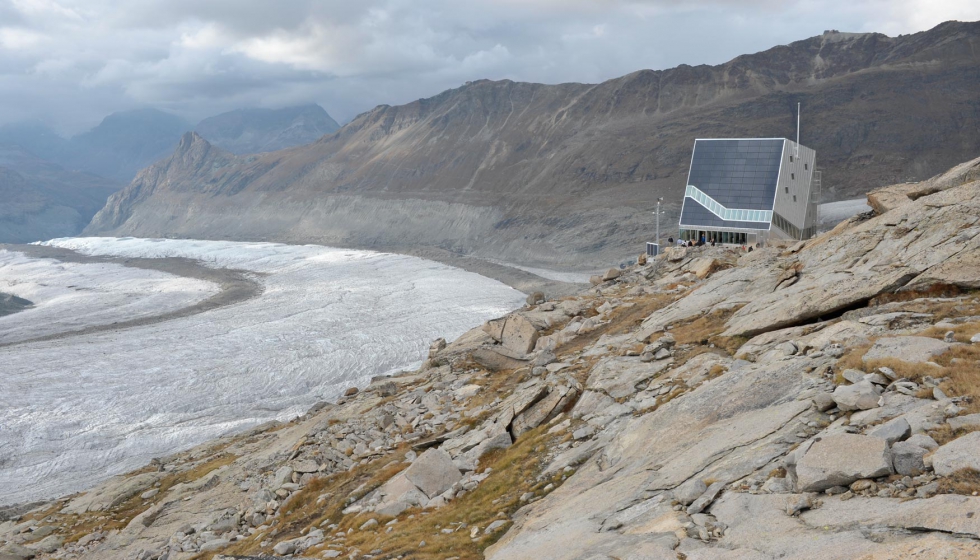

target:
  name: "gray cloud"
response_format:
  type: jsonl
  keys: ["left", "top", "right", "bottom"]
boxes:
{"left": 0, "top": 0, "right": 978, "bottom": 134}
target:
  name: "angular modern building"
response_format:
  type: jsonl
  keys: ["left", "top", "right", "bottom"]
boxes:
{"left": 678, "top": 138, "right": 819, "bottom": 245}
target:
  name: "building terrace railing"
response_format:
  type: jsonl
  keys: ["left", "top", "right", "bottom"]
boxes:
{"left": 685, "top": 185, "right": 772, "bottom": 223}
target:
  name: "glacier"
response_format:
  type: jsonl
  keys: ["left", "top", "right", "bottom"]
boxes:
{"left": 0, "top": 238, "right": 525, "bottom": 505}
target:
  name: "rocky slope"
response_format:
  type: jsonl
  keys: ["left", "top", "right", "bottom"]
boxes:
{"left": 195, "top": 105, "right": 340, "bottom": 155}
{"left": 6, "top": 155, "right": 980, "bottom": 559}
{"left": 0, "top": 146, "right": 120, "bottom": 243}
{"left": 86, "top": 21, "right": 980, "bottom": 269}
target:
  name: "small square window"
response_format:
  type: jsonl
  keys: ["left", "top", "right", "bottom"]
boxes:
{"left": 804, "top": 163, "right": 808, "bottom": 170}
{"left": 785, "top": 187, "right": 789, "bottom": 193}
{"left": 789, "top": 155, "right": 794, "bottom": 162}
{"left": 791, "top": 173, "right": 795, "bottom": 180}
{"left": 793, "top": 195, "right": 797, "bottom": 202}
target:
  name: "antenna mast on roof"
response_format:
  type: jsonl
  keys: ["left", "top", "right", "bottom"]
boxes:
{"left": 795, "top": 102, "right": 801, "bottom": 156}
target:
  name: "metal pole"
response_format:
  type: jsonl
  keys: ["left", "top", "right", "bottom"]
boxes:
{"left": 656, "top": 199, "right": 660, "bottom": 253}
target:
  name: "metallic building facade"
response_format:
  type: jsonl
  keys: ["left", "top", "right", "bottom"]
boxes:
{"left": 678, "top": 138, "right": 817, "bottom": 244}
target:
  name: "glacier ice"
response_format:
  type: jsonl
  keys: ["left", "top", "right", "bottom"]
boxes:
{"left": 0, "top": 238, "right": 524, "bottom": 505}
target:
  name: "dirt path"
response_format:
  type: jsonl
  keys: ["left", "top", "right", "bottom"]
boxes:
{"left": 0, "top": 244, "right": 263, "bottom": 348}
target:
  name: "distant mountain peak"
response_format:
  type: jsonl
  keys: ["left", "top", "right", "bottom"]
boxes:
{"left": 176, "top": 131, "right": 211, "bottom": 153}
{"left": 194, "top": 104, "right": 340, "bottom": 154}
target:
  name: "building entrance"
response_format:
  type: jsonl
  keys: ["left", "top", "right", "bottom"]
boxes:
{"left": 679, "top": 229, "right": 750, "bottom": 245}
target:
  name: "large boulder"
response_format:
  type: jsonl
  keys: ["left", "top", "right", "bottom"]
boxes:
{"left": 673, "top": 478, "right": 708, "bottom": 506}
{"left": 868, "top": 416, "right": 911, "bottom": 445}
{"left": 511, "top": 385, "right": 576, "bottom": 437}
{"left": 374, "top": 472, "right": 430, "bottom": 517}
{"left": 665, "top": 246, "right": 688, "bottom": 262}
{"left": 688, "top": 257, "right": 721, "bottom": 279}
{"left": 403, "top": 449, "right": 462, "bottom": 499}
{"left": 891, "top": 442, "right": 927, "bottom": 476}
{"left": 831, "top": 380, "right": 880, "bottom": 411}
{"left": 796, "top": 434, "right": 893, "bottom": 492}
{"left": 501, "top": 315, "right": 540, "bottom": 356}
{"left": 862, "top": 336, "right": 951, "bottom": 364}
{"left": 483, "top": 318, "right": 507, "bottom": 342}
{"left": 602, "top": 268, "right": 621, "bottom": 281}
{"left": 0, "top": 543, "right": 36, "bottom": 559}
{"left": 932, "top": 432, "right": 980, "bottom": 476}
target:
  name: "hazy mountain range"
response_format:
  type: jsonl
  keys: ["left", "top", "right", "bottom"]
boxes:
{"left": 0, "top": 144, "right": 120, "bottom": 243}
{"left": 195, "top": 106, "right": 340, "bottom": 155}
{"left": 86, "top": 21, "right": 980, "bottom": 269}
{"left": 0, "top": 104, "right": 340, "bottom": 242}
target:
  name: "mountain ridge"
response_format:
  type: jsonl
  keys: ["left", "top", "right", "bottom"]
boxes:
{"left": 86, "top": 21, "right": 980, "bottom": 268}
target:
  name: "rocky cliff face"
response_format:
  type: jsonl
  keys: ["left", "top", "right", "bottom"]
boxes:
{"left": 8, "top": 154, "right": 980, "bottom": 559}
{"left": 86, "top": 21, "right": 980, "bottom": 269}
{"left": 194, "top": 105, "right": 341, "bottom": 155}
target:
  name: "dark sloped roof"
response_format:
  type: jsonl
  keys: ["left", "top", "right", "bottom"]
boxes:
{"left": 685, "top": 138, "right": 783, "bottom": 210}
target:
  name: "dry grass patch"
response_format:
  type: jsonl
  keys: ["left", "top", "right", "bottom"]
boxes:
{"left": 215, "top": 425, "right": 565, "bottom": 560}
{"left": 558, "top": 292, "right": 678, "bottom": 356}
{"left": 707, "top": 364, "right": 728, "bottom": 380}
{"left": 929, "top": 423, "right": 957, "bottom": 446}
{"left": 931, "top": 344, "right": 980, "bottom": 413}
{"left": 462, "top": 366, "right": 525, "bottom": 414}
{"left": 64, "top": 451, "right": 240, "bottom": 544}
{"left": 920, "top": 320, "right": 980, "bottom": 344}
{"left": 206, "top": 452, "right": 411, "bottom": 560}
{"left": 834, "top": 344, "right": 873, "bottom": 377}
{"left": 667, "top": 305, "right": 743, "bottom": 348}
{"left": 714, "top": 335, "right": 749, "bottom": 356}
{"left": 937, "top": 468, "right": 980, "bottom": 496}
{"left": 326, "top": 425, "right": 564, "bottom": 559}
{"left": 834, "top": 326, "right": 980, "bottom": 415}
{"left": 869, "top": 284, "right": 965, "bottom": 306}
{"left": 204, "top": 425, "right": 568, "bottom": 560}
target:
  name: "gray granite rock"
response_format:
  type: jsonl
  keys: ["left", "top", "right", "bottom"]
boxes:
{"left": 891, "top": 442, "right": 927, "bottom": 476}
{"left": 862, "top": 336, "right": 951, "bottom": 365}
{"left": 796, "top": 434, "right": 893, "bottom": 492}
{"left": 932, "top": 432, "right": 980, "bottom": 476}
{"left": 673, "top": 478, "right": 708, "bottom": 506}
{"left": 906, "top": 433, "right": 939, "bottom": 451}
{"left": 948, "top": 413, "right": 980, "bottom": 432}
{"left": 403, "top": 449, "right": 462, "bottom": 499}
{"left": 868, "top": 416, "right": 910, "bottom": 445}
{"left": 832, "top": 380, "right": 880, "bottom": 411}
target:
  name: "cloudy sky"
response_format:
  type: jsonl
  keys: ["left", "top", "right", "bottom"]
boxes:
{"left": 1, "top": 0, "right": 979, "bottom": 134}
